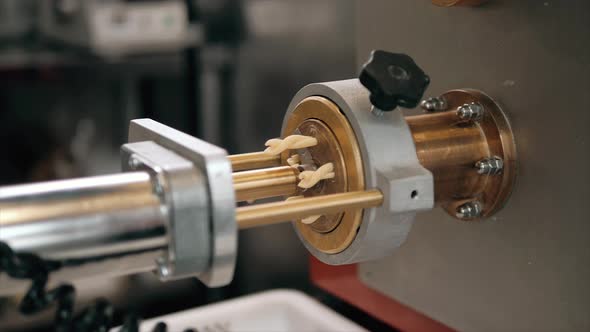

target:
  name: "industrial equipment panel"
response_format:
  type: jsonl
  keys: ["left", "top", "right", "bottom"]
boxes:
{"left": 357, "top": 2, "right": 590, "bottom": 331}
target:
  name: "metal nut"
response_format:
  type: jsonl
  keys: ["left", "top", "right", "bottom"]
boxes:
{"left": 455, "top": 201, "right": 482, "bottom": 219}
{"left": 156, "top": 257, "right": 171, "bottom": 278}
{"left": 128, "top": 156, "right": 141, "bottom": 169}
{"left": 457, "top": 102, "right": 484, "bottom": 121}
{"left": 420, "top": 97, "right": 448, "bottom": 112}
{"left": 476, "top": 157, "right": 504, "bottom": 175}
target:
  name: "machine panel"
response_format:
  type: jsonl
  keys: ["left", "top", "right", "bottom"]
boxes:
{"left": 357, "top": 1, "right": 590, "bottom": 331}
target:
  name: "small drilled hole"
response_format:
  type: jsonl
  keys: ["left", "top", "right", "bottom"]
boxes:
{"left": 411, "top": 190, "right": 418, "bottom": 199}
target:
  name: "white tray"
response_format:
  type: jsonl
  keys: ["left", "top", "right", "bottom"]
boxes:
{"left": 124, "top": 289, "right": 367, "bottom": 332}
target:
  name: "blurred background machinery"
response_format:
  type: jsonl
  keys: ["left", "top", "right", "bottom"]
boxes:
{"left": 38, "top": 0, "right": 195, "bottom": 57}
{"left": 0, "top": 1, "right": 589, "bottom": 332}
{"left": 0, "top": 1, "right": 358, "bottom": 331}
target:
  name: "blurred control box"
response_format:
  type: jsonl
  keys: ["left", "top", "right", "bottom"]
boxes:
{"left": 39, "top": 0, "right": 195, "bottom": 56}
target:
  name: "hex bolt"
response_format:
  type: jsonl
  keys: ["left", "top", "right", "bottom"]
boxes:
{"left": 152, "top": 180, "right": 164, "bottom": 196}
{"left": 456, "top": 102, "right": 484, "bottom": 121}
{"left": 128, "top": 157, "right": 141, "bottom": 169}
{"left": 455, "top": 201, "right": 482, "bottom": 219}
{"left": 156, "top": 257, "right": 171, "bottom": 278}
{"left": 420, "top": 97, "right": 448, "bottom": 112}
{"left": 476, "top": 157, "right": 504, "bottom": 175}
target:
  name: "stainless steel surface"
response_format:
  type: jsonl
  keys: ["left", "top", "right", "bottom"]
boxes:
{"left": 128, "top": 119, "right": 236, "bottom": 287}
{"left": 0, "top": 171, "right": 167, "bottom": 293}
{"left": 285, "top": 80, "right": 434, "bottom": 265}
{"left": 419, "top": 97, "right": 447, "bottom": 112}
{"left": 122, "top": 141, "right": 209, "bottom": 281}
{"left": 0, "top": 120, "right": 231, "bottom": 291}
{"left": 357, "top": 1, "right": 590, "bottom": 331}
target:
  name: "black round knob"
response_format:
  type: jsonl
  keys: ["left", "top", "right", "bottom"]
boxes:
{"left": 359, "top": 50, "right": 430, "bottom": 111}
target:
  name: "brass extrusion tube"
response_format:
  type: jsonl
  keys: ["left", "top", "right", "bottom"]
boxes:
{"left": 406, "top": 112, "right": 489, "bottom": 204}
{"left": 229, "top": 152, "right": 281, "bottom": 171}
{"left": 233, "top": 166, "right": 299, "bottom": 202}
{"left": 236, "top": 190, "right": 383, "bottom": 229}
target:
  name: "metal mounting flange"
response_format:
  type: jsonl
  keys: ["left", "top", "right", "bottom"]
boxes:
{"left": 410, "top": 89, "right": 517, "bottom": 221}
{"left": 127, "top": 119, "right": 236, "bottom": 287}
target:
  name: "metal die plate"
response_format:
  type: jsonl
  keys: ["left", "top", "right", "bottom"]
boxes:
{"left": 282, "top": 96, "right": 365, "bottom": 254}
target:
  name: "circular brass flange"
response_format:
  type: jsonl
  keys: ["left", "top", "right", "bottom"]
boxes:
{"left": 282, "top": 96, "right": 364, "bottom": 254}
{"left": 439, "top": 89, "right": 516, "bottom": 220}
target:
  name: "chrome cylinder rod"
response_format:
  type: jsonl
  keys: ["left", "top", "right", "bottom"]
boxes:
{"left": 0, "top": 172, "right": 168, "bottom": 293}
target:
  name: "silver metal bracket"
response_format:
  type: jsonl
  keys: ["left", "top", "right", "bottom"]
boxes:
{"left": 122, "top": 141, "right": 210, "bottom": 281}
{"left": 126, "top": 119, "right": 237, "bottom": 287}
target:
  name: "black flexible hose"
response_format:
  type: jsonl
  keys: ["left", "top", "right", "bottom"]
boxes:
{"left": 0, "top": 241, "right": 195, "bottom": 332}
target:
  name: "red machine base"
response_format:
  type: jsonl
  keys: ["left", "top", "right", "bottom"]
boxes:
{"left": 310, "top": 256, "right": 454, "bottom": 332}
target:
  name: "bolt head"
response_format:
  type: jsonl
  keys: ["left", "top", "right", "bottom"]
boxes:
{"left": 476, "top": 157, "right": 504, "bottom": 175}
{"left": 153, "top": 181, "right": 164, "bottom": 195}
{"left": 455, "top": 201, "right": 482, "bottom": 219}
{"left": 128, "top": 157, "right": 140, "bottom": 169}
{"left": 457, "top": 102, "right": 484, "bottom": 121}
{"left": 420, "top": 97, "right": 447, "bottom": 112}
{"left": 156, "top": 257, "right": 171, "bottom": 279}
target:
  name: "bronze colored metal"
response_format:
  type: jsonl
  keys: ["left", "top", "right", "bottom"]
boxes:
{"left": 235, "top": 89, "right": 513, "bottom": 256}
{"left": 295, "top": 119, "right": 347, "bottom": 233}
{"left": 229, "top": 152, "right": 281, "bottom": 171}
{"left": 406, "top": 89, "right": 516, "bottom": 220}
{"left": 282, "top": 96, "right": 365, "bottom": 254}
{"left": 236, "top": 190, "right": 383, "bottom": 230}
{"left": 233, "top": 166, "right": 298, "bottom": 202}
{"left": 432, "top": 0, "right": 488, "bottom": 6}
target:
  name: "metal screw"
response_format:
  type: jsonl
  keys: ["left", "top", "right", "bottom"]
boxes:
{"left": 476, "top": 157, "right": 504, "bottom": 175}
{"left": 156, "top": 257, "right": 171, "bottom": 278}
{"left": 371, "top": 107, "right": 385, "bottom": 117}
{"left": 420, "top": 97, "right": 447, "bottom": 112}
{"left": 150, "top": 173, "right": 167, "bottom": 198}
{"left": 456, "top": 102, "right": 484, "bottom": 121}
{"left": 455, "top": 201, "right": 482, "bottom": 219}
{"left": 128, "top": 157, "right": 141, "bottom": 169}
{"left": 153, "top": 180, "right": 164, "bottom": 196}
